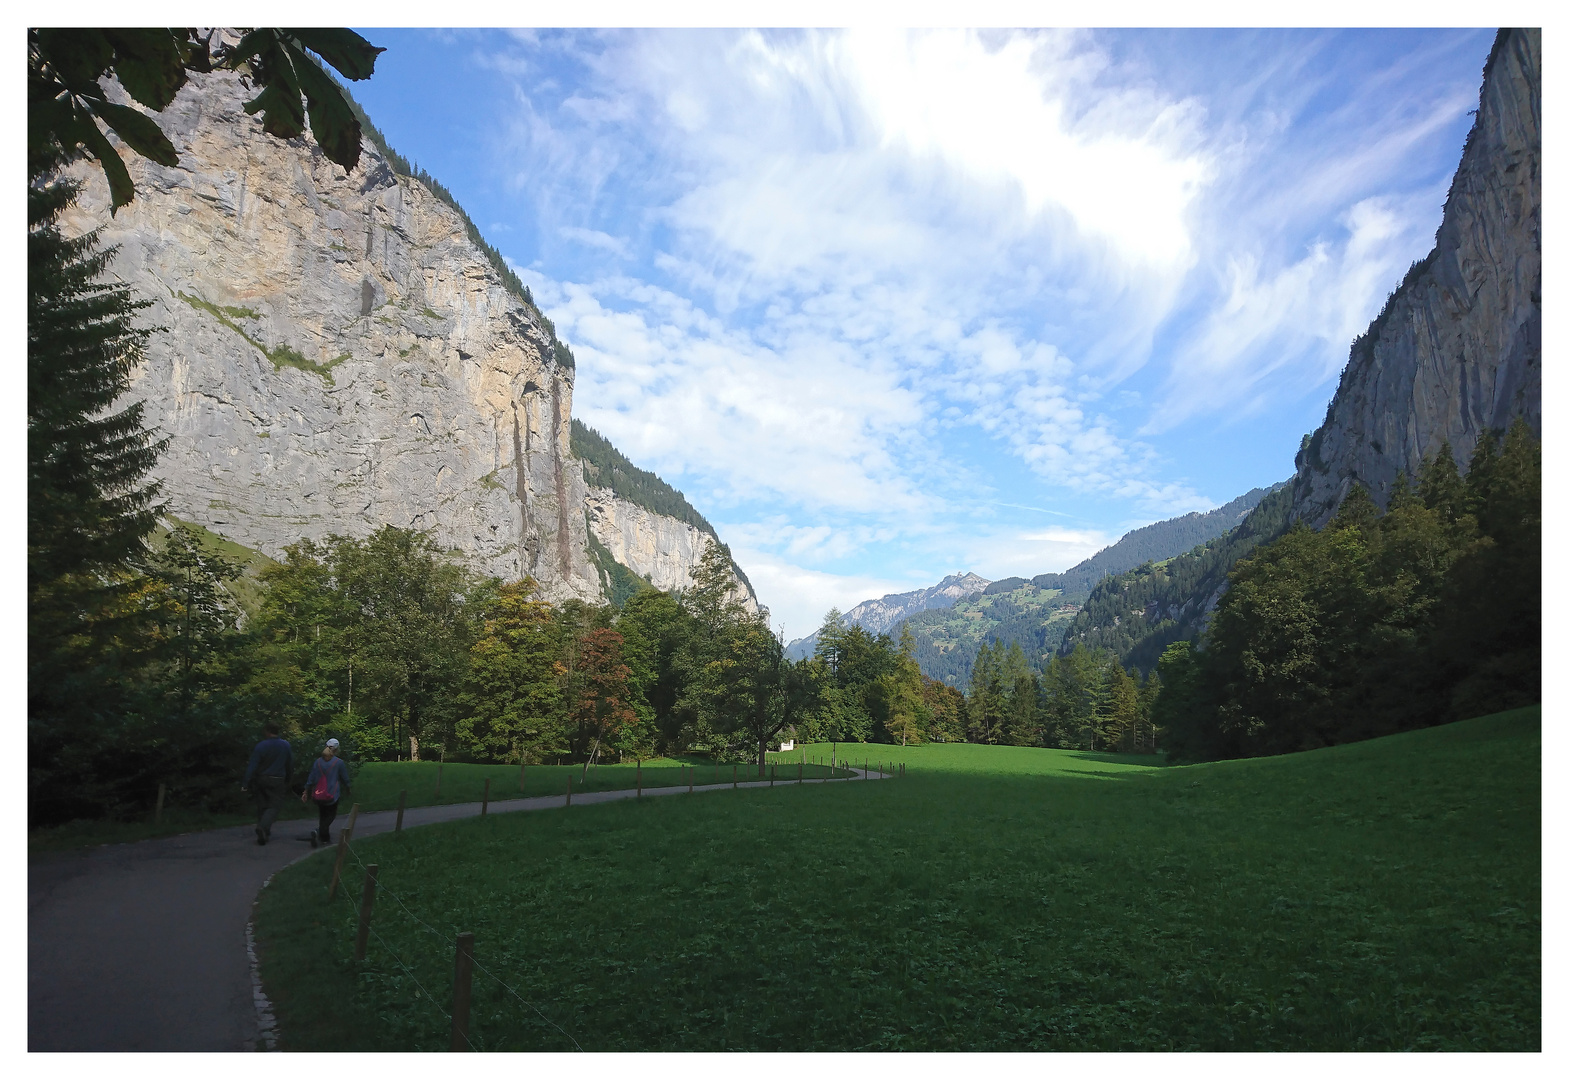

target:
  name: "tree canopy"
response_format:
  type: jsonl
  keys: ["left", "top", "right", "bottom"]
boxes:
{"left": 29, "top": 28, "right": 383, "bottom": 207}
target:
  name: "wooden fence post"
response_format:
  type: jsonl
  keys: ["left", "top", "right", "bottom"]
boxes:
{"left": 798, "top": 761, "right": 802, "bottom": 784}
{"left": 565, "top": 775, "right": 572, "bottom": 807}
{"left": 450, "top": 932, "right": 475, "bottom": 1052}
{"left": 770, "top": 765, "right": 775, "bottom": 787}
{"left": 328, "top": 831, "right": 350, "bottom": 900}
{"left": 436, "top": 757, "right": 443, "bottom": 798}
{"left": 636, "top": 760, "right": 642, "bottom": 798}
{"left": 732, "top": 764, "right": 737, "bottom": 789}
{"left": 354, "top": 864, "right": 379, "bottom": 961}
{"left": 482, "top": 777, "right": 490, "bottom": 816}
{"left": 154, "top": 782, "right": 166, "bottom": 824}
{"left": 395, "top": 789, "right": 407, "bottom": 833}
{"left": 344, "top": 803, "right": 360, "bottom": 841}
{"left": 688, "top": 766, "right": 694, "bottom": 794}
{"left": 520, "top": 761, "right": 526, "bottom": 792}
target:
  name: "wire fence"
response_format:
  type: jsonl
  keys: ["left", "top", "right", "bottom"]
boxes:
{"left": 333, "top": 834, "right": 582, "bottom": 1052}
{"left": 280, "top": 760, "right": 905, "bottom": 1051}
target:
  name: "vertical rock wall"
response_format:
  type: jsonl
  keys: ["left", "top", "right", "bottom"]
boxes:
{"left": 1292, "top": 28, "right": 1541, "bottom": 526}
{"left": 584, "top": 488, "right": 759, "bottom": 611}
{"left": 59, "top": 68, "right": 603, "bottom": 602}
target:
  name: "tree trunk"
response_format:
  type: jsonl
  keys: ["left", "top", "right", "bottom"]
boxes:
{"left": 409, "top": 732, "right": 420, "bottom": 762}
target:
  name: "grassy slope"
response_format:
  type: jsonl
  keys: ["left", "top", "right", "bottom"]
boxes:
{"left": 255, "top": 708, "right": 1539, "bottom": 1050}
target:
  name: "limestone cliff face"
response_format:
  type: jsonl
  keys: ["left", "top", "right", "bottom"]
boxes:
{"left": 1292, "top": 28, "right": 1541, "bottom": 525}
{"left": 60, "top": 68, "right": 607, "bottom": 601}
{"left": 584, "top": 489, "right": 759, "bottom": 611}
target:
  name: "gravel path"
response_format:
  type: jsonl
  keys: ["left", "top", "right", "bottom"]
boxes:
{"left": 28, "top": 767, "right": 882, "bottom": 1051}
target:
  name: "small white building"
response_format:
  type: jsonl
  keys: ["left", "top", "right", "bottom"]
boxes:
{"left": 778, "top": 739, "right": 795, "bottom": 752}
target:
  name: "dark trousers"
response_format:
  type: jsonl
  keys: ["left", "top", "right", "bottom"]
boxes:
{"left": 253, "top": 775, "right": 286, "bottom": 836}
{"left": 315, "top": 799, "right": 339, "bottom": 842}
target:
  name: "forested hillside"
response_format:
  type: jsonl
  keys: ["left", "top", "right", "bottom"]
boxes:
{"left": 1031, "top": 484, "right": 1282, "bottom": 596}
{"left": 891, "top": 484, "right": 1282, "bottom": 688}
{"left": 1159, "top": 422, "right": 1539, "bottom": 760}
{"left": 571, "top": 421, "right": 716, "bottom": 535}
{"left": 1055, "top": 485, "right": 1295, "bottom": 674}
{"left": 900, "top": 583, "right": 1079, "bottom": 687}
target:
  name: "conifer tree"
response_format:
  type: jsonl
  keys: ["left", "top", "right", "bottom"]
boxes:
{"left": 1100, "top": 663, "right": 1141, "bottom": 751}
{"left": 28, "top": 171, "right": 168, "bottom": 751}
{"left": 1418, "top": 442, "right": 1466, "bottom": 525}
{"left": 1137, "top": 669, "right": 1162, "bottom": 752}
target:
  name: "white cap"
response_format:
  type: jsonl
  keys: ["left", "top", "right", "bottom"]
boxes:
{"left": 325, "top": 738, "right": 340, "bottom": 748}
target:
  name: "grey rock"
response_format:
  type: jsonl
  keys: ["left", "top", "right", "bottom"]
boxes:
{"left": 585, "top": 487, "right": 759, "bottom": 610}
{"left": 1293, "top": 28, "right": 1541, "bottom": 525}
{"left": 56, "top": 68, "right": 734, "bottom": 605}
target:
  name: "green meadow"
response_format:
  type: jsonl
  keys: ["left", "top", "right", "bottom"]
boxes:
{"left": 259, "top": 708, "right": 1539, "bottom": 1050}
{"left": 348, "top": 758, "right": 854, "bottom": 810}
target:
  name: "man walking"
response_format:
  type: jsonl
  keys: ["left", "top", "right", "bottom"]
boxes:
{"left": 241, "top": 722, "right": 293, "bottom": 846}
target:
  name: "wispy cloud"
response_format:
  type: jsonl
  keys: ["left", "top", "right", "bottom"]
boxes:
{"left": 450, "top": 27, "right": 1490, "bottom": 627}
{"left": 559, "top": 226, "right": 631, "bottom": 258}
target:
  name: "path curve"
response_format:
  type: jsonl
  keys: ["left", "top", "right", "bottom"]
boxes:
{"left": 28, "top": 767, "right": 883, "bottom": 1050}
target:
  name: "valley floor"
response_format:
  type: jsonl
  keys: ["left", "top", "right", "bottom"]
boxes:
{"left": 254, "top": 708, "right": 1540, "bottom": 1051}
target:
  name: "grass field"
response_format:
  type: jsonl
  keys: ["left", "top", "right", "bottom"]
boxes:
{"left": 349, "top": 757, "right": 854, "bottom": 811}
{"left": 768, "top": 740, "right": 1164, "bottom": 778}
{"left": 257, "top": 707, "right": 1536, "bottom": 1050}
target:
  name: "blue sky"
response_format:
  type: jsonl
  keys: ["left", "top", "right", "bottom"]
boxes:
{"left": 347, "top": 27, "right": 1494, "bottom": 640}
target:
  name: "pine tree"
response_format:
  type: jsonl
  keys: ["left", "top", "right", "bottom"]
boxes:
{"left": 1100, "top": 663, "right": 1141, "bottom": 751}
{"left": 1386, "top": 470, "right": 1420, "bottom": 512}
{"left": 1137, "top": 669, "right": 1162, "bottom": 752}
{"left": 883, "top": 627, "right": 925, "bottom": 746}
{"left": 28, "top": 171, "right": 168, "bottom": 754}
{"left": 1418, "top": 442, "right": 1466, "bottom": 525}
{"left": 1331, "top": 484, "right": 1380, "bottom": 536}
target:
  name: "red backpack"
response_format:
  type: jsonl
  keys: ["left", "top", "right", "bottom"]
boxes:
{"left": 312, "top": 762, "right": 335, "bottom": 802}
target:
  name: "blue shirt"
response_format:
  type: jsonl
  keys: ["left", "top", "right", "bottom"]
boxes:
{"left": 244, "top": 737, "right": 293, "bottom": 787}
{"left": 304, "top": 756, "right": 351, "bottom": 803}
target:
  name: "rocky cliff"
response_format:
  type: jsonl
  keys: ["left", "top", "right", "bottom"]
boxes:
{"left": 1293, "top": 28, "right": 1541, "bottom": 525}
{"left": 585, "top": 487, "right": 758, "bottom": 611}
{"left": 61, "top": 66, "right": 741, "bottom": 606}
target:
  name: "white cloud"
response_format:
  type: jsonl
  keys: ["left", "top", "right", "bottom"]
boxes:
{"left": 725, "top": 547, "right": 914, "bottom": 645}
{"left": 956, "top": 525, "right": 1117, "bottom": 581}
{"left": 843, "top": 30, "right": 1208, "bottom": 270}
{"left": 558, "top": 226, "right": 631, "bottom": 258}
{"left": 528, "top": 270, "right": 935, "bottom": 517}
{"left": 1152, "top": 187, "right": 1443, "bottom": 431}
{"left": 469, "top": 28, "right": 1486, "bottom": 605}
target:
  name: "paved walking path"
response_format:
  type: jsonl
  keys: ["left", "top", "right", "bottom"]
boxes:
{"left": 28, "top": 767, "right": 884, "bottom": 1051}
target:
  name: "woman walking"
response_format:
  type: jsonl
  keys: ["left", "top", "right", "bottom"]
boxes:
{"left": 301, "top": 738, "right": 351, "bottom": 847}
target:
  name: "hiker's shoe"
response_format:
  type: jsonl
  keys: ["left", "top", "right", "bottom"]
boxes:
{"left": 320, "top": 832, "right": 331, "bottom": 845}
{"left": 255, "top": 827, "right": 266, "bottom": 846}
{"left": 309, "top": 830, "right": 319, "bottom": 849}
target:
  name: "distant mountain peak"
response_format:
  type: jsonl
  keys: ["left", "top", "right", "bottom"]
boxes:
{"left": 784, "top": 571, "right": 990, "bottom": 659}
